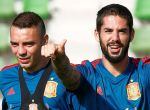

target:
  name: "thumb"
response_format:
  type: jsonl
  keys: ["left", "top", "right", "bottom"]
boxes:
{"left": 60, "top": 39, "right": 67, "bottom": 49}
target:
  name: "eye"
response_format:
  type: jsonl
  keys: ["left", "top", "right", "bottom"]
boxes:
{"left": 120, "top": 30, "right": 126, "bottom": 33}
{"left": 10, "top": 42, "right": 18, "bottom": 47}
{"left": 105, "top": 29, "right": 112, "bottom": 33}
{"left": 24, "top": 42, "right": 35, "bottom": 47}
{"left": 119, "top": 29, "right": 128, "bottom": 34}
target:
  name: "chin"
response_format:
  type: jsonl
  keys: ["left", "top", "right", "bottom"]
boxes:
{"left": 109, "top": 51, "right": 122, "bottom": 58}
{"left": 20, "top": 63, "right": 31, "bottom": 69}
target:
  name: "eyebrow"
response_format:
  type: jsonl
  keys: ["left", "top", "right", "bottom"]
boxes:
{"left": 103, "top": 27, "right": 128, "bottom": 31}
{"left": 23, "top": 41, "right": 35, "bottom": 45}
{"left": 10, "top": 41, "right": 17, "bottom": 44}
{"left": 10, "top": 41, "right": 36, "bottom": 44}
{"left": 119, "top": 28, "right": 128, "bottom": 31}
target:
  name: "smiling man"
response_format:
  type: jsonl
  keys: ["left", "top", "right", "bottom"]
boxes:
{"left": 42, "top": 4, "right": 150, "bottom": 110}
{"left": 0, "top": 12, "right": 74, "bottom": 110}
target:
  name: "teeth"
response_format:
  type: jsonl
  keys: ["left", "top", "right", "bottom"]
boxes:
{"left": 109, "top": 45, "right": 120, "bottom": 49}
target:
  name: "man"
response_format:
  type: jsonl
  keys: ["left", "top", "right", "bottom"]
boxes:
{"left": 42, "top": 4, "right": 150, "bottom": 110}
{"left": 0, "top": 12, "right": 73, "bottom": 110}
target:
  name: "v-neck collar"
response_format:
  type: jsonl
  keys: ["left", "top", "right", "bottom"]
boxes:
{"left": 97, "top": 58, "right": 133, "bottom": 84}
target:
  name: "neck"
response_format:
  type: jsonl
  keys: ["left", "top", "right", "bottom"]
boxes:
{"left": 102, "top": 55, "right": 129, "bottom": 77}
{"left": 24, "top": 57, "right": 50, "bottom": 73}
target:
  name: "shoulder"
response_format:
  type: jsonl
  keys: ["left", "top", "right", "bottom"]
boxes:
{"left": 0, "top": 63, "right": 19, "bottom": 78}
{"left": 141, "top": 56, "right": 150, "bottom": 65}
{"left": 90, "top": 59, "right": 101, "bottom": 68}
{"left": 130, "top": 57, "right": 150, "bottom": 67}
{"left": 73, "top": 59, "right": 101, "bottom": 76}
{"left": 75, "top": 59, "right": 101, "bottom": 68}
{"left": 130, "top": 57, "right": 141, "bottom": 67}
{"left": 130, "top": 57, "right": 150, "bottom": 76}
{"left": 1, "top": 63, "right": 19, "bottom": 71}
{"left": 0, "top": 63, "right": 19, "bottom": 90}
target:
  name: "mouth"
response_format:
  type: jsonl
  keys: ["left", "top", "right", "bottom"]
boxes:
{"left": 108, "top": 44, "right": 122, "bottom": 54}
{"left": 18, "top": 57, "right": 30, "bottom": 64}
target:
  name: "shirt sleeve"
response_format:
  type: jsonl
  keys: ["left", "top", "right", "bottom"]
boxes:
{"left": 73, "top": 60, "right": 97, "bottom": 95}
{"left": 139, "top": 57, "right": 150, "bottom": 86}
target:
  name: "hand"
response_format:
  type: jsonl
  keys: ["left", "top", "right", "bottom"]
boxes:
{"left": 41, "top": 39, "right": 67, "bottom": 60}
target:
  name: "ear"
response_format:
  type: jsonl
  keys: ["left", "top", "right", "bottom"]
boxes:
{"left": 94, "top": 29, "right": 100, "bottom": 42}
{"left": 42, "top": 34, "right": 49, "bottom": 45}
{"left": 130, "top": 29, "right": 135, "bottom": 42}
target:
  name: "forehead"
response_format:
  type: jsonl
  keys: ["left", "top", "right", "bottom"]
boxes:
{"left": 102, "top": 15, "right": 128, "bottom": 29}
{"left": 10, "top": 26, "right": 41, "bottom": 41}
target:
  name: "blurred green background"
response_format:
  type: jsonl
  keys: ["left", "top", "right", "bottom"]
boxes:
{"left": 0, "top": 0, "right": 150, "bottom": 69}
{"left": 0, "top": 0, "right": 150, "bottom": 109}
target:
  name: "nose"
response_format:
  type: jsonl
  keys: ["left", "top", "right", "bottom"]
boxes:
{"left": 18, "top": 45, "right": 27, "bottom": 56}
{"left": 112, "top": 31, "right": 119, "bottom": 41}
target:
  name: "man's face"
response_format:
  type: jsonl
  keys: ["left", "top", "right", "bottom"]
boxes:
{"left": 97, "top": 15, "right": 133, "bottom": 63}
{"left": 10, "top": 26, "right": 44, "bottom": 71}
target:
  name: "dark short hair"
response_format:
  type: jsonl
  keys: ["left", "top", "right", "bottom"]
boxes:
{"left": 96, "top": 4, "right": 133, "bottom": 33}
{"left": 11, "top": 12, "right": 46, "bottom": 37}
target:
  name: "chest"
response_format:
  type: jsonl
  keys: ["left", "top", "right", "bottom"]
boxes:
{"left": 2, "top": 74, "right": 66, "bottom": 109}
{"left": 95, "top": 68, "right": 142, "bottom": 109}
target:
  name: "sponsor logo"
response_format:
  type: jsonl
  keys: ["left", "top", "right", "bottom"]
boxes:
{"left": 7, "top": 87, "right": 15, "bottom": 95}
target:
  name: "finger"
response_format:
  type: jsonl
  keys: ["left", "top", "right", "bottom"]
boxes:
{"left": 60, "top": 39, "right": 67, "bottom": 49}
{"left": 41, "top": 42, "right": 55, "bottom": 57}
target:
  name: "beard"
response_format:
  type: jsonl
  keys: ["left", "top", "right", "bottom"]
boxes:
{"left": 100, "top": 38, "right": 130, "bottom": 64}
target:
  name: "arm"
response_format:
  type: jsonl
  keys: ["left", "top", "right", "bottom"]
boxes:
{"left": 41, "top": 39, "right": 81, "bottom": 91}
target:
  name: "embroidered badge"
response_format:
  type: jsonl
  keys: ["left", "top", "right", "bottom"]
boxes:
{"left": 126, "top": 82, "right": 141, "bottom": 100}
{"left": 44, "top": 81, "right": 58, "bottom": 98}
{"left": 7, "top": 87, "right": 15, "bottom": 95}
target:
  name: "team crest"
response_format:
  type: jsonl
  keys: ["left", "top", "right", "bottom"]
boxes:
{"left": 126, "top": 82, "right": 141, "bottom": 100}
{"left": 44, "top": 81, "right": 58, "bottom": 98}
